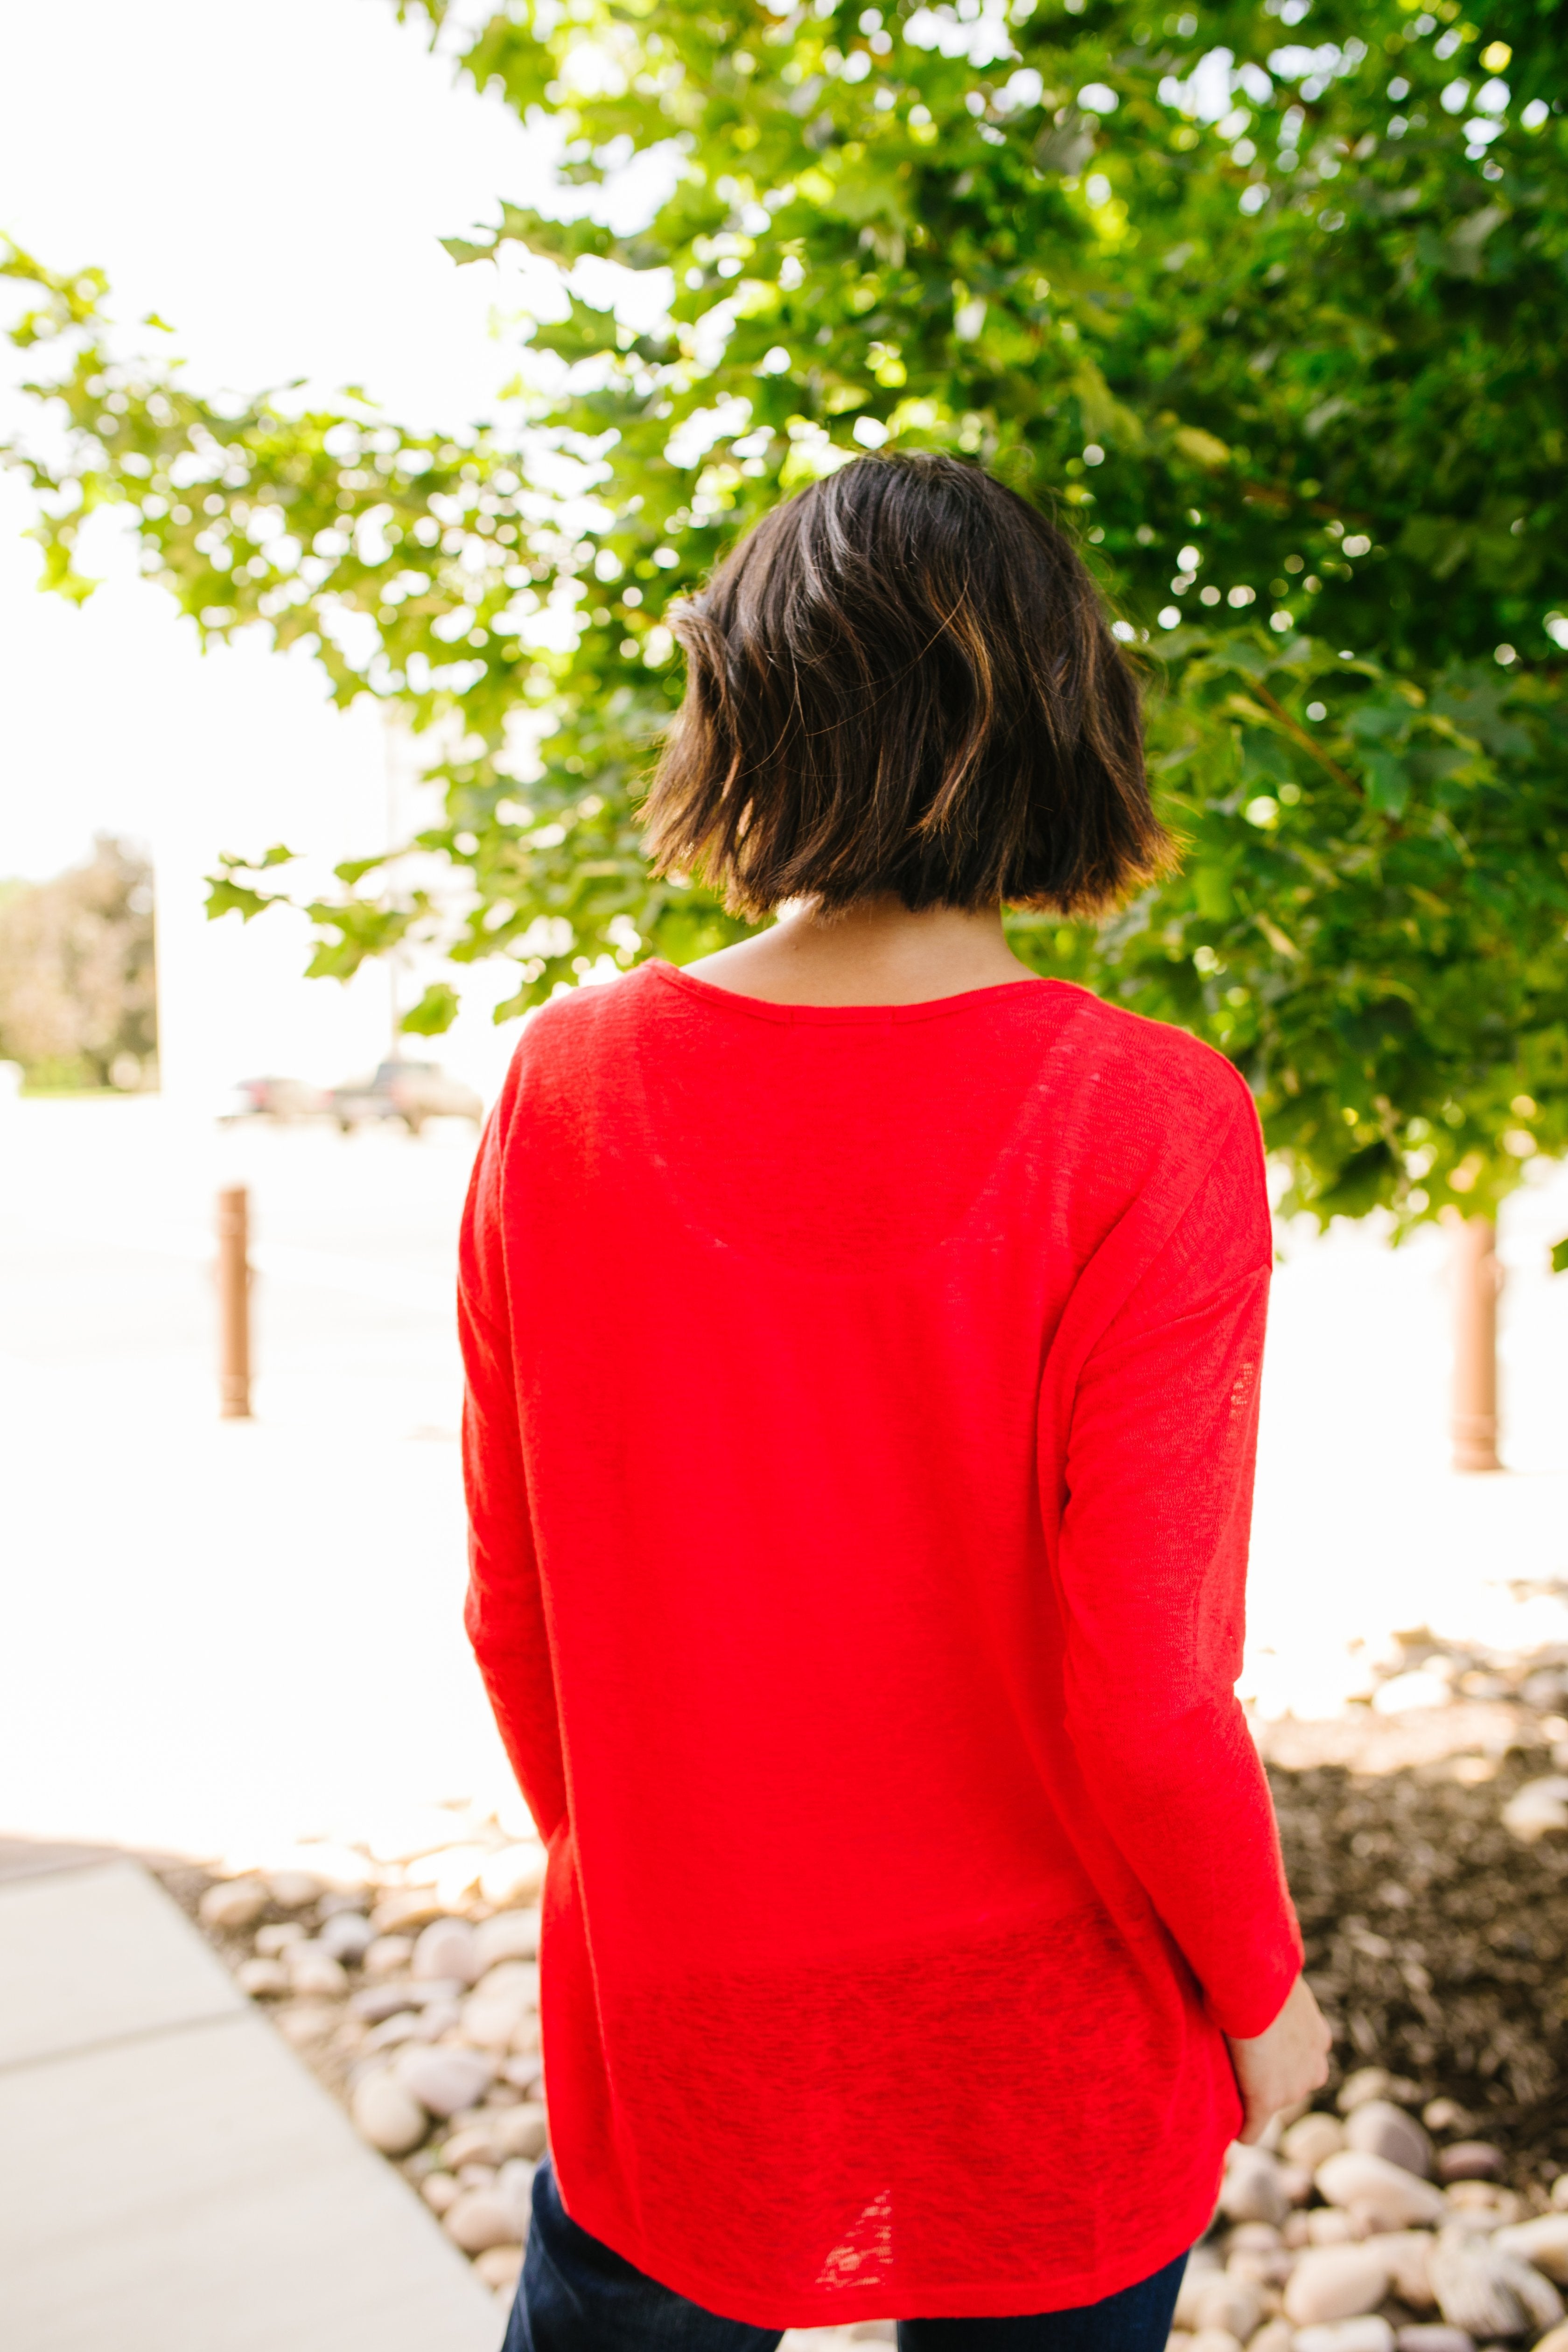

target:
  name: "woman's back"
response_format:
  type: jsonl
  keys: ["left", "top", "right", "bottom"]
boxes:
{"left": 460, "top": 955, "right": 1299, "bottom": 2329}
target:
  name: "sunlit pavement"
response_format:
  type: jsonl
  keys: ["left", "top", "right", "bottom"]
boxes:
{"left": 0, "top": 1853, "right": 498, "bottom": 2352}
{"left": 1249, "top": 1170, "right": 1568, "bottom": 1719}
{"left": 3, "top": 1094, "right": 1568, "bottom": 1867}
{"left": 0, "top": 1098, "right": 507, "bottom": 1863}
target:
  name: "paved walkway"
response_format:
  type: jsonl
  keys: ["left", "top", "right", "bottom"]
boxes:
{"left": 0, "top": 1848, "right": 500, "bottom": 2352}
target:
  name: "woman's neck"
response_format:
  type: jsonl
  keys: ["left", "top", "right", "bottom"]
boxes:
{"left": 678, "top": 895, "right": 1037, "bottom": 1008}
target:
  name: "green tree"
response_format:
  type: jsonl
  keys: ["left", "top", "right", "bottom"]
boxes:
{"left": 3, "top": 0, "right": 1567, "bottom": 1220}
{"left": 0, "top": 834, "right": 157, "bottom": 1089}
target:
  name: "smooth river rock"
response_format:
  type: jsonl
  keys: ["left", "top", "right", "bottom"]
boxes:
{"left": 441, "top": 2122, "right": 503, "bottom": 2170}
{"left": 266, "top": 1869, "right": 323, "bottom": 1909}
{"left": 443, "top": 2190, "right": 521, "bottom": 2254}
{"left": 1219, "top": 2145, "right": 1290, "bottom": 2227}
{"left": 1437, "top": 2143, "right": 1506, "bottom": 2184}
{"left": 364, "top": 2012, "right": 424, "bottom": 2053}
{"left": 1185, "top": 2329, "right": 1243, "bottom": 2352}
{"left": 286, "top": 1943, "right": 349, "bottom": 1998}
{"left": 1338, "top": 2070, "right": 1393, "bottom": 2115}
{"left": 412, "top": 1917, "right": 481, "bottom": 1987}
{"left": 318, "top": 1910, "right": 375, "bottom": 1965}
{"left": 198, "top": 1877, "right": 270, "bottom": 1933}
{"left": 255, "top": 1923, "right": 307, "bottom": 1958}
{"left": 496, "top": 2158, "right": 535, "bottom": 2235}
{"left": 1286, "top": 2115, "right": 1350, "bottom": 2171}
{"left": 1175, "top": 2269, "right": 1222, "bottom": 2329}
{"left": 1395, "top": 2330, "right": 1474, "bottom": 2352}
{"left": 1500, "top": 1778, "right": 1568, "bottom": 1843}
{"left": 351, "top": 1983, "right": 420, "bottom": 2025}
{"left": 1284, "top": 2245, "right": 1391, "bottom": 2326}
{"left": 476, "top": 1909, "right": 542, "bottom": 1969}
{"left": 1362, "top": 2231, "right": 1436, "bottom": 2311}
{"left": 275, "top": 2002, "right": 337, "bottom": 2048}
{"left": 1187, "top": 2275, "right": 1262, "bottom": 2341}
{"left": 351, "top": 2070, "right": 429, "bottom": 2156}
{"left": 1246, "top": 2322, "right": 1294, "bottom": 2352}
{"left": 1295, "top": 2320, "right": 1395, "bottom": 2352}
{"left": 1444, "top": 2181, "right": 1520, "bottom": 2230}
{"left": 1316, "top": 2152, "right": 1447, "bottom": 2232}
{"left": 492, "top": 2103, "right": 549, "bottom": 2162}
{"left": 1347, "top": 2101, "right": 1434, "bottom": 2181}
{"left": 396, "top": 2044, "right": 496, "bottom": 2118}
{"left": 460, "top": 1963, "right": 540, "bottom": 2053}
{"left": 476, "top": 2244, "right": 525, "bottom": 2292}
{"left": 1422, "top": 2102, "right": 1472, "bottom": 2138}
{"left": 235, "top": 1956, "right": 290, "bottom": 1999}
{"left": 1308, "top": 2211, "right": 1363, "bottom": 2247}
{"left": 370, "top": 1888, "right": 452, "bottom": 1937}
{"left": 363, "top": 1934, "right": 416, "bottom": 1979}
{"left": 1495, "top": 2216, "right": 1568, "bottom": 2285}
{"left": 478, "top": 1846, "right": 546, "bottom": 1907}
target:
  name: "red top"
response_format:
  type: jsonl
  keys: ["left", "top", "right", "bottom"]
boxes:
{"left": 459, "top": 960, "right": 1302, "bottom": 2329}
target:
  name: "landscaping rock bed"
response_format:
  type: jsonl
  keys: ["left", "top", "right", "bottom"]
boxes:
{"left": 153, "top": 1640, "right": 1568, "bottom": 2339}
{"left": 1263, "top": 1644, "right": 1568, "bottom": 2182}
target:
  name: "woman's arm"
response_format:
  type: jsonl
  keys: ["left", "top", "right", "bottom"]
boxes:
{"left": 1228, "top": 1973, "right": 1332, "bottom": 2142}
{"left": 458, "top": 1092, "right": 569, "bottom": 1844}
{"left": 1053, "top": 1097, "right": 1305, "bottom": 2044}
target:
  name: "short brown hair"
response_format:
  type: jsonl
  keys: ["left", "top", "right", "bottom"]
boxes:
{"left": 640, "top": 452, "right": 1171, "bottom": 918}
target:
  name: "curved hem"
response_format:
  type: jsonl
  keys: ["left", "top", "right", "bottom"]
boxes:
{"left": 551, "top": 2151, "right": 1221, "bottom": 2332}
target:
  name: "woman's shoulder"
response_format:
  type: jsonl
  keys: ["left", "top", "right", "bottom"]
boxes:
{"left": 510, "top": 961, "right": 657, "bottom": 1059}
{"left": 1045, "top": 982, "right": 1261, "bottom": 1181}
{"left": 484, "top": 965, "right": 659, "bottom": 1138}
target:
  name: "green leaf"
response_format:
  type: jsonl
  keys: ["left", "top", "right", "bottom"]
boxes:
{"left": 400, "top": 981, "right": 461, "bottom": 1037}
{"left": 1318, "top": 1141, "right": 1401, "bottom": 1219}
{"left": 1362, "top": 754, "right": 1411, "bottom": 819}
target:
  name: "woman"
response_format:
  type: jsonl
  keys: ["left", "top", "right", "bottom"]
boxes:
{"left": 459, "top": 453, "right": 1330, "bottom": 2352}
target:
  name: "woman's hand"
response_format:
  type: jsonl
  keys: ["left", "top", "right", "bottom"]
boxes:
{"left": 1226, "top": 1974, "right": 1332, "bottom": 2144}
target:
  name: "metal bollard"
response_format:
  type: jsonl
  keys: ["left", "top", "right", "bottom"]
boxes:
{"left": 216, "top": 1184, "right": 252, "bottom": 1420}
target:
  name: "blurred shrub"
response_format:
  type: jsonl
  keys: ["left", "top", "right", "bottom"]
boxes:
{"left": 0, "top": 836, "right": 157, "bottom": 1092}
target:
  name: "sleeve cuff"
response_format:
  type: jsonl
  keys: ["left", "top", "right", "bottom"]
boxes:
{"left": 1202, "top": 1939, "right": 1304, "bottom": 2041}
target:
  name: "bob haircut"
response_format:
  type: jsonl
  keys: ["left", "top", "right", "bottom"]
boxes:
{"left": 641, "top": 452, "right": 1172, "bottom": 919}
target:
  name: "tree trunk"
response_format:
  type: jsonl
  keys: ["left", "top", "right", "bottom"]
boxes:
{"left": 1448, "top": 1211, "right": 1502, "bottom": 1473}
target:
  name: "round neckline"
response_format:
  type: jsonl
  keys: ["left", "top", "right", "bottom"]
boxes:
{"left": 648, "top": 959, "right": 1064, "bottom": 1027}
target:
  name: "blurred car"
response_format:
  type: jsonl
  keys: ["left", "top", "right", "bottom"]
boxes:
{"left": 218, "top": 1074, "right": 329, "bottom": 1123}
{"left": 329, "top": 1058, "right": 483, "bottom": 1136}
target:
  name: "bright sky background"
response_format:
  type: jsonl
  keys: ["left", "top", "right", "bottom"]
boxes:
{"left": 0, "top": 0, "right": 604, "bottom": 1090}
{"left": 0, "top": 0, "right": 552, "bottom": 437}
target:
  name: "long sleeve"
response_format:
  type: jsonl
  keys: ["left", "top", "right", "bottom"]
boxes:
{"left": 1053, "top": 1096, "right": 1303, "bottom": 2039}
{"left": 458, "top": 1085, "right": 569, "bottom": 1843}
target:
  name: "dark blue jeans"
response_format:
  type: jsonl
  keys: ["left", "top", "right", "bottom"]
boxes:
{"left": 503, "top": 2156, "right": 1188, "bottom": 2352}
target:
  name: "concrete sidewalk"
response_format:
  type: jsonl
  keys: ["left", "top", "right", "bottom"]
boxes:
{"left": 0, "top": 1850, "right": 500, "bottom": 2352}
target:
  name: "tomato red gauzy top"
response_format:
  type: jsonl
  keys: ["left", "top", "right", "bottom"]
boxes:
{"left": 458, "top": 960, "right": 1302, "bottom": 2329}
